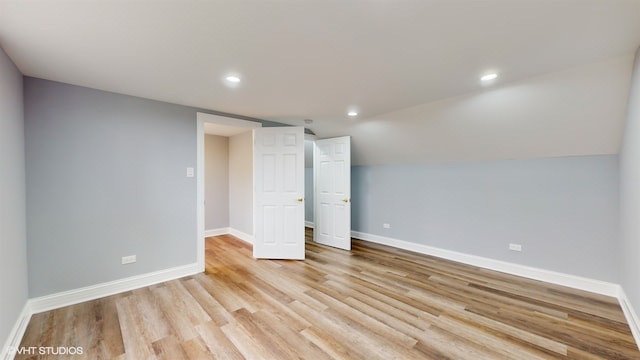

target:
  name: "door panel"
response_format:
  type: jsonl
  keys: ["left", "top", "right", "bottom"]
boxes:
{"left": 254, "top": 127, "right": 305, "bottom": 259}
{"left": 314, "top": 136, "right": 351, "bottom": 250}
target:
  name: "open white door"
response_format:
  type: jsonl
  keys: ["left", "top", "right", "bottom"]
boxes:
{"left": 314, "top": 136, "right": 351, "bottom": 250}
{"left": 253, "top": 127, "right": 305, "bottom": 259}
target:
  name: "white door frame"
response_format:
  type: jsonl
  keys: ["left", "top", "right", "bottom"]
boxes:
{"left": 196, "top": 112, "right": 262, "bottom": 271}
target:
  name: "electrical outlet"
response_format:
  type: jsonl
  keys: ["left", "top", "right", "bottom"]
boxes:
{"left": 508, "top": 243, "right": 522, "bottom": 252}
{"left": 383, "top": 223, "right": 391, "bottom": 229}
{"left": 121, "top": 255, "right": 137, "bottom": 264}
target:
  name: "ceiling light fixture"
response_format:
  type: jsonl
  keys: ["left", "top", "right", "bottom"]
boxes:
{"left": 481, "top": 73, "right": 498, "bottom": 81}
{"left": 347, "top": 111, "right": 358, "bottom": 117}
{"left": 225, "top": 75, "right": 241, "bottom": 83}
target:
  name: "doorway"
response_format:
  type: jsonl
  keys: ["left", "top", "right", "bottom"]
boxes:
{"left": 196, "top": 113, "right": 261, "bottom": 271}
{"left": 196, "top": 112, "right": 350, "bottom": 269}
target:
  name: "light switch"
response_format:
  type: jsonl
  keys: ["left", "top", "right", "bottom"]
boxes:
{"left": 186, "top": 167, "right": 194, "bottom": 177}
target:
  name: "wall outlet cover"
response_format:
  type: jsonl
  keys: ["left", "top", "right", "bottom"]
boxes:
{"left": 509, "top": 243, "right": 523, "bottom": 252}
{"left": 121, "top": 255, "right": 137, "bottom": 264}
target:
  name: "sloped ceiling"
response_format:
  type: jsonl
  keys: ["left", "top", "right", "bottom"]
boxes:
{"left": 1, "top": 0, "right": 639, "bottom": 165}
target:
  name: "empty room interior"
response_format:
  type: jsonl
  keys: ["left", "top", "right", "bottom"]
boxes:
{"left": 3, "top": 1, "right": 640, "bottom": 359}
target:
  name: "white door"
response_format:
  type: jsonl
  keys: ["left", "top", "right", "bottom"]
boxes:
{"left": 253, "top": 127, "right": 305, "bottom": 259}
{"left": 314, "top": 136, "right": 351, "bottom": 250}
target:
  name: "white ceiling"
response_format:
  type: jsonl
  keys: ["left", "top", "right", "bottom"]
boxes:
{"left": 1, "top": 0, "right": 639, "bottom": 165}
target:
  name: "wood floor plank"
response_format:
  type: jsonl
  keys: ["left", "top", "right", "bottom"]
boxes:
{"left": 435, "top": 313, "right": 555, "bottom": 360}
{"left": 443, "top": 305, "right": 568, "bottom": 356}
{"left": 231, "top": 308, "right": 307, "bottom": 360}
{"left": 15, "top": 230, "right": 640, "bottom": 359}
{"left": 414, "top": 325, "right": 508, "bottom": 360}
{"left": 301, "top": 326, "right": 361, "bottom": 360}
{"left": 115, "top": 295, "right": 157, "bottom": 360}
{"left": 304, "top": 288, "right": 419, "bottom": 349}
{"left": 342, "top": 295, "right": 429, "bottom": 341}
{"left": 196, "top": 321, "right": 244, "bottom": 360}
{"left": 151, "top": 335, "right": 188, "bottom": 360}
{"left": 182, "top": 278, "right": 233, "bottom": 327}
{"left": 289, "top": 300, "right": 395, "bottom": 360}
{"left": 150, "top": 285, "right": 202, "bottom": 342}
{"left": 251, "top": 308, "right": 332, "bottom": 360}
{"left": 220, "top": 310, "right": 289, "bottom": 360}
{"left": 179, "top": 337, "right": 214, "bottom": 360}
{"left": 131, "top": 288, "right": 172, "bottom": 343}
{"left": 196, "top": 265, "right": 259, "bottom": 314}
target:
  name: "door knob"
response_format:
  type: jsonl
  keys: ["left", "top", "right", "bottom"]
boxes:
{"left": 343, "top": 198, "right": 351, "bottom": 203}
{"left": 297, "top": 197, "right": 304, "bottom": 202}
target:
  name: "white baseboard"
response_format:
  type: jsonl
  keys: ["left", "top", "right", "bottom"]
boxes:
{"left": 29, "top": 263, "right": 200, "bottom": 314}
{"left": 204, "top": 227, "right": 253, "bottom": 244}
{"left": 228, "top": 228, "right": 254, "bottom": 244}
{"left": 351, "top": 230, "right": 620, "bottom": 297}
{"left": 1, "top": 302, "right": 32, "bottom": 360}
{"left": 619, "top": 288, "right": 640, "bottom": 350}
{"left": 205, "top": 227, "right": 230, "bottom": 237}
{"left": 305, "top": 221, "right": 314, "bottom": 228}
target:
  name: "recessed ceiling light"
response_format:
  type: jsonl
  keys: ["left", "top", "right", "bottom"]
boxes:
{"left": 225, "top": 75, "right": 241, "bottom": 83}
{"left": 481, "top": 73, "right": 498, "bottom": 81}
{"left": 347, "top": 111, "right": 358, "bottom": 117}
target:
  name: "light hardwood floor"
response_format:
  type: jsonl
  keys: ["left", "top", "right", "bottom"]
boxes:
{"left": 16, "top": 229, "right": 640, "bottom": 359}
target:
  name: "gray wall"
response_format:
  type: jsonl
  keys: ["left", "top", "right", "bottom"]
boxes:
{"left": 352, "top": 155, "right": 619, "bottom": 282}
{"left": 205, "top": 134, "right": 229, "bottom": 230}
{"left": 305, "top": 167, "right": 314, "bottom": 223}
{"left": 304, "top": 140, "right": 314, "bottom": 223}
{"left": 0, "top": 48, "right": 28, "bottom": 353}
{"left": 620, "top": 47, "right": 640, "bottom": 316}
{"left": 25, "top": 77, "right": 198, "bottom": 297}
{"left": 229, "top": 131, "right": 253, "bottom": 236}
